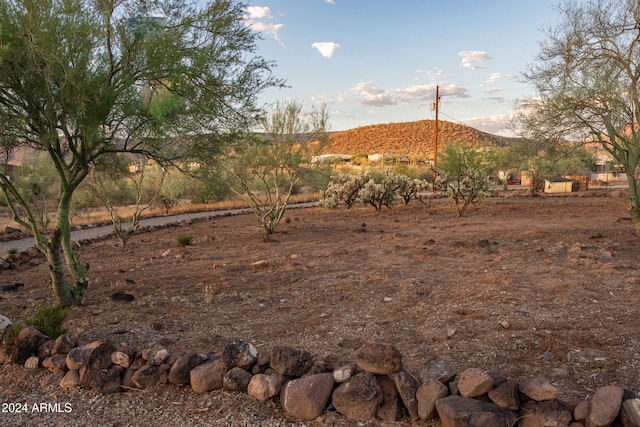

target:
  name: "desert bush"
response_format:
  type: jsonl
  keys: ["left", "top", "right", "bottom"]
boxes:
{"left": 358, "top": 169, "right": 402, "bottom": 211}
{"left": 320, "top": 173, "right": 371, "bottom": 209}
{"left": 2, "top": 304, "right": 70, "bottom": 352}
{"left": 435, "top": 142, "right": 491, "bottom": 217}
{"left": 177, "top": 233, "right": 194, "bottom": 247}
{"left": 396, "top": 174, "right": 430, "bottom": 205}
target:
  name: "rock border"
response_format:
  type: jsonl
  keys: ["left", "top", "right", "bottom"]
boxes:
{"left": 3, "top": 328, "right": 639, "bottom": 426}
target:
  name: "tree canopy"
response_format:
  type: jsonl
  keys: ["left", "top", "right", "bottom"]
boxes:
{"left": 0, "top": 0, "right": 281, "bottom": 304}
{"left": 517, "top": 0, "right": 640, "bottom": 234}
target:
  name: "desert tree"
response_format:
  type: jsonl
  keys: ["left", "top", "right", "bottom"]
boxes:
{"left": 86, "top": 154, "right": 165, "bottom": 248}
{"left": 435, "top": 141, "right": 492, "bottom": 217}
{"left": 229, "top": 99, "right": 329, "bottom": 240}
{"left": 517, "top": 0, "right": 640, "bottom": 234}
{"left": 320, "top": 173, "right": 371, "bottom": 209}
{"left": 0, "top": 0, "right": 281, "bottom": 305}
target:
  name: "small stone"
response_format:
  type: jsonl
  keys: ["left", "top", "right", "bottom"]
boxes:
{"left": 168, "top": 352, "right": 205, "bottom": 385}
{"left": 500, "top": 320, "right": 511, "bottom": 329}
{"left": 24, "top": 356, "right": 39, "bottom": 369}
{"left": 333, "top": 363, "right": 357, "bottom": 383}
{"left": 42, "top": 354, "right": 69, "bottom": 373}
{"left": 250, "top": 260, "right": 268, "bottom": 270}
{"left": 90, "top": 368, "right": 122, "bottom": 393}
{"left": 111, "top": 346, "right": 137, "bottom": 368}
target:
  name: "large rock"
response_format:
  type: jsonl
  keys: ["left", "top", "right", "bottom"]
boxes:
{"left": 42, "top": 354, "right": 69, "bottom": 374}
{"left": 131, "top": 365, "right": 160, "bottom": 389}
{"left": 247, "top": 374, "right": 282, "bottom": 402}
{"left": 223, "top": 340, "right": 258, "bottom": 370}
{"left": 417, "top": 378, "right": 449, "bottom": 420}
{"left": 488, "top": 380, "right": 520, "bottom": 410}
{"left": 280, "top": 372, "right": 334, "bottom": 421}
{"left": 435, "top": 395, "right": 518, "bottom": 427}
{"left": 168, "top": 352, "right": 205, "bottom": 385}
{"left": 420, "top": 357, "right": 457, "bottom": 384}
{"left": 621, "top": 398, "right": 640, "bottom": 427}
{"left": 355, "top": 343, "right": 402, "bottom": 375}
{"left": 10, "top": 327, "right": 48, "bottom": 365}
{"left": 586, "top": 386, "right": 624, "bottom": 427}
{"left": 223, "top": 367, "right": 253, "bottom": 393}
{"left": 78, "top": 341, "right": 116, "bottom": 387}
{"left": 111, "top": 346, "right": 137, "bottom": 368}
{"left": 52, "top": 334, "right": 74, "bottom": 355}
{"left": 90, "top": 368, "right": 122, "bottom": 393}
{"left": 66, "top": 342, "right": 101, "bottom": 370}
{"left": 59, "top": 369, "right": 80, "bottom": 390}
{"left": 519, "top": 376, "right": 558, "bottom": 401}
{"left": 332, "top": 372, "right": 384, "bottom": 420}
{"left": 393, "top": 369, "right": 420, "bottom": 420}
{"left": 190, "top": 358, "right": 228, "bottom": 394}
{"left": 458, "top": 368, "right": 493, "bottom": 398}
{"left": 519, "top": 399, "right": 572, "bottom": 427}
{"left": 377, "top": 375, "right": 402, "bottom": 422}
{"left": 270, "top": 346, "right": 314, "bottom": 377}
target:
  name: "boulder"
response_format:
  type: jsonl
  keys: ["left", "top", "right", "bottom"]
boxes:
{"left": 332, "top": 372, "right": 384, "bottom": 420}
{"left": 417, "top": 378, "right": 449, "bottom": 420}
{"left": 10, "top": 327, "right": 48, "bottom": 365}
{"left": 488, "top": 380, "right": 520, "bottom": 410}
{"left": 90, "top": 368, "right": 122, "bottom": 393}
{"left": 131, "top": 365, "right": 160, "bottom": 389}
{"left": 270, "top": 346, "right": 314, "bottom": 377}
{"left": 168, "top": 352, "right": 205, "bottom": 385}
{"left": 586, "top": 385, "right": 624, "bottom": 427}
{"left": 247, "top": 374, "right": 282, "bottom": 402}
{"left": 393, "top": 369, "right": 420, "bottom": 420}
{"left": 519, "top": 376, "right": 558, "bottom": 401}
{"left": 190, "top": 358, "right": 227, "bottom": 394}
{"left": 223, "top": 340, "right": 258, "bottom": 370}
{"left": 621, "top": 398, "right": 640, "bottom": 427}
{"left": 280, "top": 372, "right": 334, "bottom": 421}
{"left": 519, "top": 399, "right": 572, "bottom": 427}
{"left": 420, "top": 357, "right": 457, "bottom": 384}
{"left": 222, "top": 367, "right": 253, "bottom": 393}
{"left": 458, "top": 368, "right": 493, "bottom": 398}
{"left": 354, "top": 343, "right": 402, "bottom": 375}
{"left": 435, "top": 395, "right": 518, "bottom": 427}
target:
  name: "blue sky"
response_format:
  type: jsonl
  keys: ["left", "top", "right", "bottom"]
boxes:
{"left": 243, "top": 0, "right": 563, "bottom": 136}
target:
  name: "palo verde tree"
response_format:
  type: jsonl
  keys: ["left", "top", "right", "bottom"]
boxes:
{"left": 0, "top": 0, "right": 281, "bottom": 305}
{"left": 517, "top": 0, "right": 640, "bottom": 235}
{"left": 435, "top": 141, "right": 492, "bottom": 217}
{"left": 229, "top": 99, "right": 329, "bottom": 240}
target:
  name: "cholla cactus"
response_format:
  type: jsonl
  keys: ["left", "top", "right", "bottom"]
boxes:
{"left": 320, "top": 173, "right": 371, "bottom": 209}
{"left": 396, "top": 174, "right": 430, "bottom": 205}
{"left": 435, "top": 160, "right": 490, "bottom": 217}
{"left": 358, "top": 169, "right": 402, "bottom": 211}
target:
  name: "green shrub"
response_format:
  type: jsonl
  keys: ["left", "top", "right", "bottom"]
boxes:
{"left": 2, "top": 304, "right": 70, "bottom": 353}
{"left": 7, "top": 248, "right": 17, "bottom": 255}
{"left": 177, "top": 233, "right": 194, "bottom": 247}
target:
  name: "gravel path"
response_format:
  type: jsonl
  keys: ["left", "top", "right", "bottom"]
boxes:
{"left": 0, "top": 202, "right": 317, "bottom": 254}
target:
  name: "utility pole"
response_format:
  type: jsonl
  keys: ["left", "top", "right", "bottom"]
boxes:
{"left": 431, "top": 85, "right": 440, "bottom": 184}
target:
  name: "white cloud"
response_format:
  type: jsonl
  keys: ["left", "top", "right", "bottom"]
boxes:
{"left": 244, "top": 6, "right": 283, "bottom": 43}
{"left": 485, "top": 87, "right": 503, "bottom": 94}
{"left": 349, "top": 81, "right": 397, "bottom": 107}
{"left": 312, "top": 42, "right": 340, "bottom": 58}
{"left": 458, "top": 51, "right": 492, "bottom": 69}
{"left": 462, "top": 114, "right": 512, "bottom": 135}
{"left": 325, "top": 0, "right": 335, "bottom": 4}
{"left": 486, "top": 72, "right": 511, "bottom": 83}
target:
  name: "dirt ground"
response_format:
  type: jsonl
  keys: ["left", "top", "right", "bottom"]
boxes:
{"left": 1, "top": 192, "right": 639, "bottom": 424}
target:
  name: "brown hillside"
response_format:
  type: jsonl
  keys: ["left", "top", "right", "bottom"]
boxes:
{"left": 323, "top": 120, "right": 512, "bottom": 156}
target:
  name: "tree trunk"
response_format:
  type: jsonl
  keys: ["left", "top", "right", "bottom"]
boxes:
{"left": 47, "top": 188, "right": 87, "bottom": 305}
{"left": 626, "top": 172, "right": 640, "bottom": 236}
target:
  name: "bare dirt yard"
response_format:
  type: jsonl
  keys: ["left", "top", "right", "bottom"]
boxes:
{"left": 0, "top": 191, "right": 639, "bottom": 426}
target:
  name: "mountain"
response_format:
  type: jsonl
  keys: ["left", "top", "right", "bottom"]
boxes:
{"left": 322, "top": 120, "right": 515, "bottom": 155}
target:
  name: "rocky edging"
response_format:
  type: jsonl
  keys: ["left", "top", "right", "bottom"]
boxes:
{"left": 2, "top": 327, "right": 640, "bottom": 426}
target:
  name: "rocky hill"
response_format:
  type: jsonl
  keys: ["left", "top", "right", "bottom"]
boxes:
{"left": 322, "top": 120, "right": 514, "bottom": 155}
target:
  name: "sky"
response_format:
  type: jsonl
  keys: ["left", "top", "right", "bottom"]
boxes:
{"left": 242, "top": 0, "right": 565, "bottom": 136}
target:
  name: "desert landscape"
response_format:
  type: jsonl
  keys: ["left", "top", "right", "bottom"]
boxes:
{"left": 0, "top": 190, "right": 638, "bottom": 425}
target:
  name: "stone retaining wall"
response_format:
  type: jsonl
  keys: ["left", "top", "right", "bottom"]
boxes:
{"left": 3, "top": 327, "right": 640, "bottom": 426}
